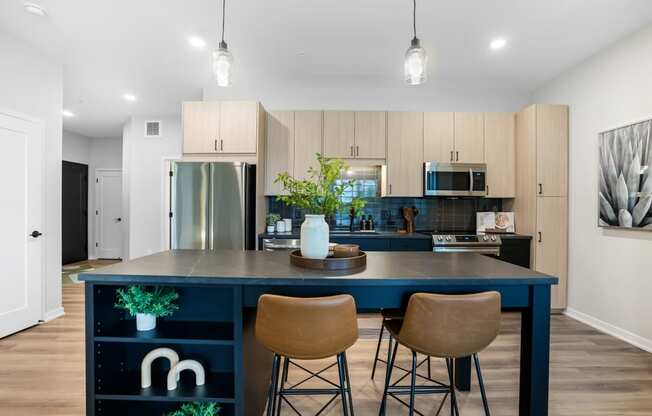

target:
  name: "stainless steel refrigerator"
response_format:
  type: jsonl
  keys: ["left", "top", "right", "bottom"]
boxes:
{"left": 169, "top": 162, "right": 256, "bottom": 250}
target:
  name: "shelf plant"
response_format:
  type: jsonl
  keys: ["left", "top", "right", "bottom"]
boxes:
{"left": 266, "top": 213, "right": 281, "bottom": 233}
{"left": 114, "top": 285, "right": 179, "bottom": 331}
{"left": 275, "top": 153, "right": 366, "bottom": 258}
{"left": 166, "top": 401, "right": 220, "bottom": 416}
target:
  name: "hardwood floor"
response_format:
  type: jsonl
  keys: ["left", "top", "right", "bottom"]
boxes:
{"left": 0, "top": 285, "right": 651, "bottom": 415}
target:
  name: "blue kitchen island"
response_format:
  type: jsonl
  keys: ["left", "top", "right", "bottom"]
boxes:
{"left": 80, "top": 250, "right": 557, "bottom": 416}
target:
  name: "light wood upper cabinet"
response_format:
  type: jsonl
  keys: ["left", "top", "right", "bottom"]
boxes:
{"left": 293, "top": 111, "right": 323, "bottom": 180}
{"left": 386, "top": 112, "right": 424, "bottom": 197}
{"left": 265, "top": 111, "right": 294, "bottom": 195}
{"left": 536, "top": 105, "right": 568, "bottom": 197}
{"left": 453, "top": 112, "right": 485, "bottom": 163}
{"left": 182, "top": 101, "right": 260, "bottom": 154}
{"left": 219, "top": 101, "right": 259, "bottom": 153}
{"left": 183, "top": 101, "right": 221, "bottom": 153}
{"left": 424, "top": 112, "right": 455, "bottom": 162}
{"left": 535, "top": 197, "right": 568, "bottom": 309}
{"left": 323, "top": 111, "right": 355, "bottom": 158}
{"left": 354, "top": 111, "right": 386, "bottom": 159}
{"left": 484, "top": 112, "right": 515, "bottom": 198}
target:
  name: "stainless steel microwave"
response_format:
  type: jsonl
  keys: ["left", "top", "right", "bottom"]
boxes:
{"left": 424, "top": 162, "right": 487, "bottom": 197}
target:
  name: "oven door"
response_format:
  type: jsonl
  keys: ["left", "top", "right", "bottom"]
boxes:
{"left": 424, "top": 163, "right": 487, "bottom": 196}
{"left": 433, "top": 246, "right": 500, "bottom": 256}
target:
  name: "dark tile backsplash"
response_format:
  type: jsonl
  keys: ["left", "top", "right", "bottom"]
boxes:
{"left": 267, "top": 196, "right": 503, "bottom": 233}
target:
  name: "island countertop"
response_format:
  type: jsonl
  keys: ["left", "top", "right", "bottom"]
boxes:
{"left": 80, "top": 249, "right": 557, "bottom": 286}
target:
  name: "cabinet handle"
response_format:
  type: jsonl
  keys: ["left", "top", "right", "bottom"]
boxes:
{"left": 450, "top": 151, "right": 454, "bottom": 162}
{"left": 220, "top": 139, "right": 224, "bottom": 151}
{"left": 214, "top": 139, "right": 218, "bottom": 152}
{"left": 389, "top": 184, "right": 392, "bottom": 195}
{"left": 456, "top": 151, "right": 459, "bottom": 162}
{"left": 350, "top": 146, "right": 354, "bottom": 157}
{"left": 356, "top": 146, "right": 359, "bottom": 157}
{"left": 486, "top": 185, "right": 489, "bottom": 195}
{"left": 538, "top": 232, "right": 542, "bottom": 243}
{"left": 538, "top": 183, "right": 543, "bottom": 195}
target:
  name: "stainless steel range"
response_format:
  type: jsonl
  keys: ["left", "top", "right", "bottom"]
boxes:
{"left": 432, "top": 233, "right": 502, "bottom": 256}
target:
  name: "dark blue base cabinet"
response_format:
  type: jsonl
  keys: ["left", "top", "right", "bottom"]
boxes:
{"left": 86, "top": 284, "right": 245, "bottom": 416}
{"left": 85, "top": 277, "right": 551, "bottom": 416}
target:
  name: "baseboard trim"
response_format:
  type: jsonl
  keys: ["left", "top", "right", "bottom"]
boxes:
{"left": 564, "top": 307, "right": 652, "bottom": 353}
{"left": 42, "top": 307, "right": 65, "bottom": 323}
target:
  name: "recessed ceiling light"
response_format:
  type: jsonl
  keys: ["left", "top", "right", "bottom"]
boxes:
{"left": 62, "top": 110, "right": 75, "bottom": 118}
{"left": 123, "top": 93, "right": 137, "bottom": 102}
{"left": 23, "top": 2, "right": 47, "bottom": 16}
{"left": 188, "top": 36, "right": 206, "bottom": 49}
{"left": 489, "top": 37, "right": 507, "bottom": 51}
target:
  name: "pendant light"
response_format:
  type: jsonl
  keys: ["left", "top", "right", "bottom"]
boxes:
{"left": 404, "top": 0, "right": 427, "bottom": 85}
{"left": 212, "top": 0, "right": 233, "bottom": 87}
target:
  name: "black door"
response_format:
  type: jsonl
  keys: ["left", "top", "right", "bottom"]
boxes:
{"left": 62, "top": 161, "right": 88, "bottom": 264}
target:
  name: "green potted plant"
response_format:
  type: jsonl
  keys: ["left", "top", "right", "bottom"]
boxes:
{"left": 166, "top": 401, "right": 220, "bottom": 416}
{"left": 115, "top": 286, "right": 179, "bottom": 331}
{"left": 266, "top": 213, "right": 281, "bottom": 233}
{"left": 275, "top": 153, "right": 365, "bottom": 259}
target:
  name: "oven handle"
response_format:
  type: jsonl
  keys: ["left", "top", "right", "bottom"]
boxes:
{"left": 433, "top": 246, "right": 500, "bottom": 256}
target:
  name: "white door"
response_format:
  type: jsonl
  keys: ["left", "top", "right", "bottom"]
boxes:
{"left": 95, "top": 170, "right": 122, "bottom": 259}
{"left": 0, "top": 112, "right": 44, "bottom": 338}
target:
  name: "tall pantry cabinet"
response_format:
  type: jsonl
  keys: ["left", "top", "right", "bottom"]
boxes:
{"left": 513, "top": 104, "right": 569, "bottom": 309}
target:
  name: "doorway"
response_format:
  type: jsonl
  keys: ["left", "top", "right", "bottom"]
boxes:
{"left": 95, "top": 169, "right": 122, "bottom": 259}
{"left": 0, "top": 111, "right": 44, "bottom": 338}
{"left": 62, "top": 161, "right": 88, "bottom": 265}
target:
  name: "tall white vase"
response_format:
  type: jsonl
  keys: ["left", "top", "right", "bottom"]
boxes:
{"left": 300, "top": 215, "right": 329, "bottom": 259}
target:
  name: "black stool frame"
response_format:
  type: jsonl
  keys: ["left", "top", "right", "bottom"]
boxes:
{"left": 266, "top": 353, "right": 355, "bottom": 416}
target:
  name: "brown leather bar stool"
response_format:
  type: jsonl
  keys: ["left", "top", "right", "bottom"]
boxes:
{"left": 371, "top": 309, "right": 432, "bottom": 381}
{"left": 256, "top": 294, "right": 359, "bottom": 416}
{"left": 379, "top": 292, "right": 501, "bottom": 416}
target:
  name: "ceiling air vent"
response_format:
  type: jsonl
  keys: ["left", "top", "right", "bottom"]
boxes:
{"left": 144, "top": 120, "right": 162, "bottom": 138}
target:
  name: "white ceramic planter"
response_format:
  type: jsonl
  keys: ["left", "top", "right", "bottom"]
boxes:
{"left": 266, "top": 225, "right": 275, "bottom": 233}
{"left": 136, "top": 313, "right": 157, "bottom": 331}
{"left": 300, "top": 214, "right": 329, "bottom": 259}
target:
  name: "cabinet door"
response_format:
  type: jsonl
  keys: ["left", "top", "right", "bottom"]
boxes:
{"left": 484, "top": 112, "right": 515, "bottom": 197}
{"left": 354, "top": 111, "right": 386, "bottom": 159}
{"left": 293, "top": 111, "right": 323, "bottom": 180}
{"left": 386, "top": 112, "right": 424, "bottom": 197}
{"left": 183, "top": 101, "right": 220, "bottom": 153}
{"left": 219, "top": 101, "right": 258, "bottom": 153}
{"left": 454, "top": 112, "right": 485, "bottom": 163}
{"left": 536, "top": 105, "right": 568, "bottom": 197}
{"left": 424, "top": 112, "right": 455, "bottom": 162}
{"left": 323, "top": 111, "right": 355, "bottom": 158}
{"left": 535, "top": 197, "right": 568, "bottom": 309}
{"left": 265, "top": 112, "right": 294, "bottom": 195}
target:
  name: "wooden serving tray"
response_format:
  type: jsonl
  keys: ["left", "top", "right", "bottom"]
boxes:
{"left": 289, "top": 250, "right": 367, "bottom": 271}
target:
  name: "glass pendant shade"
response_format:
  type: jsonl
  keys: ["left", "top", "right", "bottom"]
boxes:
{"left": 212, "top": 41, "right": 233, "bottom": 87}
{"left": 404, "top": 38, "right": 427, "bottom": 85}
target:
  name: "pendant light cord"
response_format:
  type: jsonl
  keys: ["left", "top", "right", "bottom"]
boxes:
{"left": 412, "top": 0, "right": 417, "bottom": 40}
{"left": 221, "top": 0, "right": 226, "bottom": 43}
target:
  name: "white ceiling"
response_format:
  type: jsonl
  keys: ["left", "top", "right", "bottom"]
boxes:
{"left": 1, "top": 0, "right": 652, "bottom": 138}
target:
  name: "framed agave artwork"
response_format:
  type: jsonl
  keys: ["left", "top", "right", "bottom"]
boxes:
{"left": 598, "top": 118, "right": 652, "bottom": 230}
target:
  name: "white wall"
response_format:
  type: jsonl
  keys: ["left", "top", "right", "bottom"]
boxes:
{"left": 535, "top": 24, "right": 652, "bottom": 350}
{"left": 122, "top": 116, "right": 182, "bottom": 259}
{"left": 0, "top": 31, "right": 63, "bottom": 319}
{"left": 203, "top": 83, "right": 530, "bottom": 112}
{"left": 63, "top": 130, "right": 122, "bottom": 258}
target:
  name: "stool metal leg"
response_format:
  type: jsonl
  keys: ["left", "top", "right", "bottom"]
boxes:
{"left": 342, "top": 352, "right": 356, "bottom": 416}
{"left": 266, "top": 354, "right": 281, "bottom": 416}
{"left": 276, "top": 357, "right": 289, "bottom": 416}
{"left": 337, "top": 354, "right": 350, "bottom": 416}
{"left": 427, "top": 356, "right": 432, "bottom": 379}
{"left": 473, "top": 353, "right": 491, "bottom": 416}
{"left": 409, "top": 351, "right": 417, "bottom": 416}
{"left": 371, "top": 319, "right": 386, "bottom": 380}
{"left": 379, "top": 340, "right": 398, "bottom": 416}
{"left": 446, "top": 358, "right": 460, "bottom": 416}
